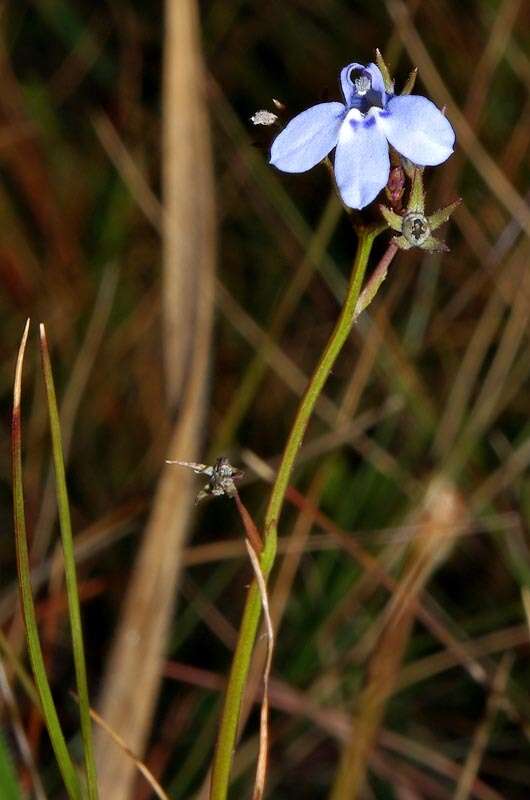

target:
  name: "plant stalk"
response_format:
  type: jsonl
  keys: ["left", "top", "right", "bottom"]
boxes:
{"left": 209, "top": 227, "right": 378, "bottom": 800}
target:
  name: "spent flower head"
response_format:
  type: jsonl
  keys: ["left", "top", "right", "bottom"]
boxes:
{"left": 380, "top": 168, "right": 461, "bottom": 252}
{"left": 270, "top": 54, "right": 455, "bottom": 210}
{"left": 250, "top": 109, "right": 279, "bottom": 126}
{"left": 166, "top": 457, "right": 243, "bottom": 504}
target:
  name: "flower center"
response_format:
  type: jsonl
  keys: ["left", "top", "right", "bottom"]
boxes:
{"left": 403, "top": 213, "right": 431, "bottom": 247}
{"left": 350, "top": 69, "right": 385, "bottom": 113}
{"left": 354, "top": 74, "right": 371, "bottom": 96}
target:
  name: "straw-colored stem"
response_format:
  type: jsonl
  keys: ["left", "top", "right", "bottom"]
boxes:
{"left": 329, "top": 477, "right": 462, "bottom": 800}
{"left": 209, "top": 227, "right": 378, "bottom": 800}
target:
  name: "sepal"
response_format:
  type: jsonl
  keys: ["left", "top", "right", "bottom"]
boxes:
{"left": 379, "top": 204, "right": 403, "bottom": 232}
{"left": 429, "top": 198, "right": 461, "bottom": 231}
{"left": 401, "top": 67, "right": 418, "bottom": 95}
{"left": 375, "top": 48, "right": 394, "bottom": 93}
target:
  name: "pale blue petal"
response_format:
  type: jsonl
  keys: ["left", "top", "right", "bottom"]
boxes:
{"left": 378, "top": 95, "right": 455, "bottom": 165}
{"left": 270, "top": 102, "right": 345, "bottom": 173}
{"left": 334, "top": 109, "right": 390, "bottom": 209}
{"left": 340, "top": 62, "right": 386, "bottom": 106}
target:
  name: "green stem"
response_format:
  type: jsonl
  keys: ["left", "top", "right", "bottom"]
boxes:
{"left": 39, "top": 325, "right": 99, "bottom": 800}
{"left": 209, "top": 227, "right": 378, "bottom": 800}
{"left": 12, "top": 321, "right": 82, "bottom": 800}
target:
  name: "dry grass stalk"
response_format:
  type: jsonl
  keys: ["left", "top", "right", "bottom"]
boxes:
{"left": 453, "top": 654, "right": 513, "bottom": 800}
{"left": 244, "top": 539, "right": 274, "bottom": 800}
{"left": 80, "top": 697, "right": 171, "bottom": 800}
{"left": 330, "top": 477, "right": 466, "bottom": 799}
{"left": 234, "top": 492, "right": 272, "bottom": 799}
{"left": 94, "top": 0, "right": 216, "bottom": 796}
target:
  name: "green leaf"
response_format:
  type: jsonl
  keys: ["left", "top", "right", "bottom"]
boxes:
{"left": 11, "top": 321, "right": 82, "bottom": 800}
{"left": 39, "top": 324, "right": 99, "bottom": 800}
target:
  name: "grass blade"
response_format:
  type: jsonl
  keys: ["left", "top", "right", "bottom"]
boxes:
{"left": 39, "top": 323, "right": 99, "bottom": 800}
{"left": 11, "top": 319, "right": 82, "bottom": 800}
{"left": 0, "top": 731, "right": 22, "bottom": 800}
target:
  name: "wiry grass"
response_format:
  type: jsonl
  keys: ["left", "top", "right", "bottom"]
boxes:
{"left": 38, "top": 324, "right": 98, "bottom": 799}
{"left": 1, "top": 1, "right": 530, "bottom": 798}
{"left": 11, "top": 321, "right": 81, "bottom": 800}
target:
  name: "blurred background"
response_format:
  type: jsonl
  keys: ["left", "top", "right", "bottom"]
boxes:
{"left": 2, "top": 0, "right": 530, "bottom": 798}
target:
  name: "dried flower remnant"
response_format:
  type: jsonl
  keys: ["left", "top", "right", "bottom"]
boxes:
{"left": 380, "top": 168, "right": 461, "bottom": 252}
{"left": 250, "top": 110, "right": 278, "bottom": 126}
{"left": 269, "top": 56, "right": 455, "bottom": 209}
{"left": 165, "top": 457, "right": 243, "bottom": 504}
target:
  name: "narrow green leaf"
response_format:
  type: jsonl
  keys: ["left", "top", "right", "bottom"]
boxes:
{"left": 39, "top": 324, "right": 99, "bottom": 800}
{"left": 355, "top": 241, "right": 399, "bottom": 319}
{"left": 11, "top": 320, "right": 82, "bottom": 800}
{"left": 0, "top": 731, "right": 22, "bottom": 800}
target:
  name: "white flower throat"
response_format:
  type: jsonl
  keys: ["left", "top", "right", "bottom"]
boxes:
{"left": 354, "top": 75, "right": 371, "bottom": 96}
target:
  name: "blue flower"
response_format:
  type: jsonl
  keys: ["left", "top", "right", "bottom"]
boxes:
{"left": 270, "top": 61, "right": 455, "bottom": 210}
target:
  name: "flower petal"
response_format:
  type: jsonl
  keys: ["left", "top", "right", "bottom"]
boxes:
{"left": 340, "top": 62, "right": 387, "bottom": 106}
{"left": 334, "top": 109, "right": 390, "bottom": 209}
{"left": 378, "top": 95, "right": 455, "bottom": 165}
{"left": 270, "top": 102, "right": 345, "bottom": 173}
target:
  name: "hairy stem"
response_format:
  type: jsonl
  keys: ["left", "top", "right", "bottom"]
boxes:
{"left": 209, "top": 227, "right": 378, "bottom": 800}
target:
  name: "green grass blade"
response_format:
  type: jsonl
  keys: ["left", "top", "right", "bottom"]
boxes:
{"left": 39, "top": 323, "right": 99, "bottom": 800}
{"left": 11, "top": 319, "right": 82, "bottom": 800}
{"left": 0, "top": 731, "right": 22, "bottom": 800}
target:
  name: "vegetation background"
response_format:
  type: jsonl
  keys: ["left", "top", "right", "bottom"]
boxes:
{"left": 2, "top": 0, "right": 530, "bottom": 798}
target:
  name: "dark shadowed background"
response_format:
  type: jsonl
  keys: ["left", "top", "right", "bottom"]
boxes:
{"left": 2, "top": 1, "right": 530, "bottom": 798}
